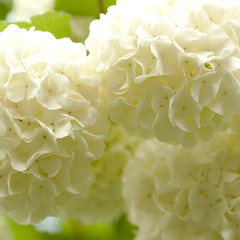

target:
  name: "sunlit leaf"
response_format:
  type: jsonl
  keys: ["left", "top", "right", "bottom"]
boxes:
{"left": 30, "top": 11, "right": 71, "bottom": 39}
{"left": 55, "top": 0, "right": 116, "bottom": 17}
{"left": 0, "top": 21, "right": 31, "bottom": 31}
{"left": 0, "top": 11, "right": 71, "bottom": 39}
{"left": 0, "top": 21, "right": 10, "bottom": 31}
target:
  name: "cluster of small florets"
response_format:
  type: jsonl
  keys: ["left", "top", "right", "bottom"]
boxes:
{"left": 0, "top": 25, "right": 109, "bottom": 224}
{"left": 3, "top": 1, "right": 240, "bottom": 238}
{"left": 86, "top": 0, "right": 240, "bottom": 148}
{"left": 85, "top": 0, "right": 240, "bottom": 238}
{"left": 123, "top": 131, "right": 240, "bottom": 240}
{"left": 59, "top": 124, "right": 141, "bottom": 224}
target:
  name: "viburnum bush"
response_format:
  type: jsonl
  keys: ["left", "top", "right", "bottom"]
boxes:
{"left": 1, "top": 0, "right": 240, "bottom": 239}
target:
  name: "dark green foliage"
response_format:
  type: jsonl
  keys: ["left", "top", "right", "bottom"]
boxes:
{"left": 0, "top": 0, "right": 12, "bottom": 20}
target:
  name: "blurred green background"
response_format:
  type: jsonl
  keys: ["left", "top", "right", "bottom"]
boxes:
{"left": 1, "top": 214, "right": 136, "bottom": 240}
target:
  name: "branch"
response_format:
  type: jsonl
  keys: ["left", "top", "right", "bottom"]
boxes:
{"left": 97, "top": 0, "right": 105, "bottom": 14}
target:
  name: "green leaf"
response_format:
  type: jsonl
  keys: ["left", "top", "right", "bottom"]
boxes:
{"left": 15, "top": 21, "right": 32, "bottom": 29}
{"left": 0, "top": 21, "right": 31, "bottom": 32}
{"left": 0, "top": 0, "right": 12, "bottom": 20}
{"left": 0, "top": 11, "right": 71, "bottom": 39}
{"left": 0, "top": 20, "right": 10, "bottom": 31}
{"left": 30, "top": 11, "right": 71, "bottom": 39}
{"left": 112, "top": 215, "right": 137, "bottom": 240}
{"left": 55, "top": 0, "right": 116, "bottom": 17}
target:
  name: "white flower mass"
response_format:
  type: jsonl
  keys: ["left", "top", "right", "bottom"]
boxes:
{"left": 3, "top": 0, "right": 240, "bottom": 238}
{"left": 86, "top": 0, "right": 240, "bottom": 148}
{"left": 123, "top": 132, "right": 240, "bottom": 240}
{"left": 0, "top": 25, "right": 109, "bottom": 224}
{"left": 59, "top": 124, "right": 141, "bottom": 224}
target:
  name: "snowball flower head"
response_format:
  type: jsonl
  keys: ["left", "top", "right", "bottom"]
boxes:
{"left": 59, "top": 124, "right": 141, "bottom": 224}
{"left": 0, "top": 25, "right": 109, "bottom": 224}
{"left": 123, "top": 131, "right": 240, "bottom": 240}
{"left": 87, "top": 0, "right": 240, "bottom": 148}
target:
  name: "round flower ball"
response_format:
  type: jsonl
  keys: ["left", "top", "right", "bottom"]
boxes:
{"left": 59, "top": 124, "right": 141, "bottom": 224}
{"left": 123, "top": 131, "right": 240, "bottom": 240}
{"left": 0, "top": 25, "right": 109, "bottom": 224}
{"left": 86, "top": 0, "right": 240, "bottom": 148}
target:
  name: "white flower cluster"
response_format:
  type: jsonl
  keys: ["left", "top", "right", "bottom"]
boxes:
{"left": 59, "top": 124, "right": 141, "bottom": 224}
{"left": 0, "top": 25, "right": 109, "bottom": 224}
{"left": 123, "top": 132, "right": 240, "bottom": 240}
{"left": 86, "top": 0, "right": 240, "bottom": 148}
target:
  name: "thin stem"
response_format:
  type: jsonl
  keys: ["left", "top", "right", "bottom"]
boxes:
{"left": 97, "top": 0, "right": 105, "bottom": 14}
